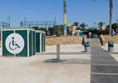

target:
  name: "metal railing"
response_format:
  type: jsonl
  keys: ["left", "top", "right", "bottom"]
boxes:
{"left": 0, "top": 22, "right": 10, "bottom": 28}
{"left": 20, "top": 21, "right": 56, "bottom": 28}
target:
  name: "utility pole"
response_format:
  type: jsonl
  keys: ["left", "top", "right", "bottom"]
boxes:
{"left": 116, "top": 17, "right": 118, "bottom": 24}
{"left": 24, "top": 17, "right": 27, "bottom": 27}
{"left": 64, "top": 0, "right": 67, "bottom": 36}
{"left": 54, "top": 17, "right": 57, "bottom": 25}
{"left": 53, "top": 17, "right": 56, "bottom": 35}
{"left": 7, "top": 16, "right": 10, "bottom": 27}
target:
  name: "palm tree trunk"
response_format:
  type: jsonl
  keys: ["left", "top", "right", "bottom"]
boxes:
{"left": 109, "top": 0, "right": 113, "bottom": 35}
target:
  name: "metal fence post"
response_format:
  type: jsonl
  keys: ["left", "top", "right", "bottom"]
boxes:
{"left": 57, "top": 44, "right": 60, "bottom": 60}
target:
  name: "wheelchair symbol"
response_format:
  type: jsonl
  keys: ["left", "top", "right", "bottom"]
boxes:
{"left": 5, "top": 33, "right": 25, "bottom": 54}
{"left": 9, "top": 37, "right": 21, "bottom": 50}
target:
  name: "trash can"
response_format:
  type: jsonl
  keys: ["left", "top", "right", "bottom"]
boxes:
{"left": 79, "top": 31, "right": 83, "bottom": 36}
{"left": 1, "top": 28, "right": 35, "bottom": 57}
{"left": 108, "top": 40, "right": 114, "bottom": 52}
{"left": 84, "top": 42, "right": 90, "bottom": 52}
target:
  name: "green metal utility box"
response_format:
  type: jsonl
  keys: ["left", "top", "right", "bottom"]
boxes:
{"left": 1, "top": 28, "right": 36, "bottom": 57}
{"left": 36, "top": 31, "right": 46, "bottom": 53}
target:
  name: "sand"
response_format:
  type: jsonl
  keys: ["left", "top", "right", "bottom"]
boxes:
{"left": 0, "top": 44, "right": 90, "bottom": 83}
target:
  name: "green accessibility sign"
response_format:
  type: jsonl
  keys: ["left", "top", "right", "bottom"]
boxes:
{"left": 5, "top": 33, "right": 25, "bottom": 54}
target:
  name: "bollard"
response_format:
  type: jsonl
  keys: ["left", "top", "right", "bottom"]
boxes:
{"left": 108, "top": 40, "right": 114, "bottom": 52}
{"left": 56, "top": 44, "right": 60, "bottom": 60}
{"left": 84, "top": 42, "right": 90, "bottom": 52}
{"left": 108, "top": 47, "right": 114, "bottom": 52}
{"left": 85, "top": 47, "right": 90, "bottom": 52}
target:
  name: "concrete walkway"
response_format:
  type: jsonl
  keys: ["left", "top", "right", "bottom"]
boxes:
{"left": 90, "top": 46, "right": 118, "bottom": 83}
{"left": 0, "top": 44, "right": 118, "bottom": 83}
{"left": 0, "top": 44, "right": 90, "bottom": 83}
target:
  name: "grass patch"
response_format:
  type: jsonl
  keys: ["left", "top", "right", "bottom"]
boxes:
{"left": 103, "top": 35, "right": 118, "bottom": 44}
{"left": 46, "top": 36, "right": 81, "bottom": 46}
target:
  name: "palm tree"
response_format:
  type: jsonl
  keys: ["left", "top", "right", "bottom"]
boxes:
{"left": 93, "top": 0, "right": 113, "bottom": 35}
{"left": 79, "top": 23, "right": 88, "bottom": 31}
{"left": 109, "top": 0, "right": 113, "bottom": 35}
{"left": 98, "top": 22, "right": 105, "bottom": 30}
{"left": 73, "top": 22, "right": 79, "bottom": 27}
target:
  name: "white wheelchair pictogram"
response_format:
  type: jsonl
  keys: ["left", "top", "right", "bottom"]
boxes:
{"left": 9, "top": 37, "right": 21, "bottom": 50}
{"left": 5, "top": 33, "right": 25, "bottom": 54}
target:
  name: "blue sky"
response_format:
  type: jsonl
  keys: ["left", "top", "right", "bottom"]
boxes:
{"left": 0, "top": 0, "right": 118, "bottom": 27}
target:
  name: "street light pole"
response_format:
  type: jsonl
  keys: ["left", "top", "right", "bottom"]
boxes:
{"left": 64, "top": 0, "right": 67, "bottom": 36}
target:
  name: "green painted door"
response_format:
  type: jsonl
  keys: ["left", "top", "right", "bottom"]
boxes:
{"left": 42, "top": 33, "right": 46, "bottom": 52}
{"left": 2, "top": 30, "right": 14, "bottom": 56}
{"left": 36, "top": 33, "right": 40, "bottom": 53}
{"left": 41, "top": 33, "right": 43, "bottom": 52}
{"left": 15, "top": 30, "right": 27, "bottom": 57}
{"left": 33, "top": 31, "right": 36, "bottom": 55}
{"left": 43, "top": 33, "right": 46, "bottom": 52}
{"left": 29, "top": 30, "right": 33, "bottom": 56}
